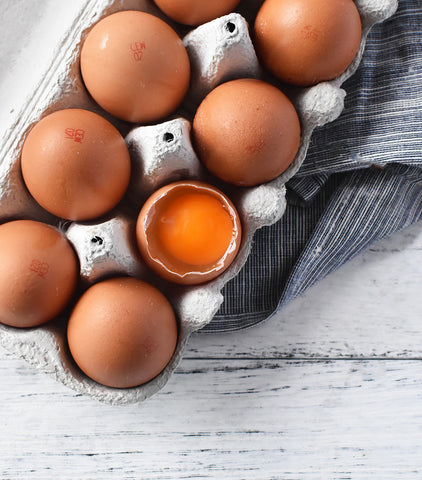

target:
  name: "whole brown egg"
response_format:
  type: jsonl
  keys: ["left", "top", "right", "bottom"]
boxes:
{"left": 67, "top": 277, "right": 178, "bottom": 388}
{"left": 254, "top": 0, "right": 362, "bottom": 86}
{"left": 80, "top": 10, "right": 190, "bottom": 123}
{"left": 153, "top": 0, "right": 241, "bottom": 26}
{"left": 193, "top": 78, "right": 301, "bottom": 187}
{"left": 21, "top": 108, "right": 131, "bottom": 221}
{"left": 0, "top": 220, "right": 78, "bottom": 328}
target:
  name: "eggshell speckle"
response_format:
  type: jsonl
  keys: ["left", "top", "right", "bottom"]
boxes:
{"left": 21, "top": 108, "right": 131, "bottom": 221}
{"left": 254, "top": 0, "right": 362, "bottom": 86}
{"left": 67, "top": 277, "right": 178, "bottom": 389}
{"left": 0, "top": 220, "right": 78, "bottom": 328}
{"left": 80, "top": 10, "right": 191, "bottom": 123}
{"left": 193, "top": 78, "right": 301, "bottom": 186}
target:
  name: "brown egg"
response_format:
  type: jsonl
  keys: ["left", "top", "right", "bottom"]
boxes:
{"left": 80, "top": 10, "right": 190, "bottom": 123}
{"left": 193, "top": 78, "right": 301, "bottom": 186}
{"left": 254, "top": 0, "right": 362, "bottom": 86}
{"left": 67, "top": 277, "right": 178, "bottom": 388}
{"left": 21, "top": 108, "right": 131, "bottom": 221}
{"left": 153, "top": 0, "right": 241, "bottom": 26}
{"left": 0, "top": 220, "right": 78, "bottom": 328}
{"left": 136, "top": 181, "right": 241, "bottom": 285}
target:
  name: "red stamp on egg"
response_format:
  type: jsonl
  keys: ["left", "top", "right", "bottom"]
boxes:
{"left": 64, "top": 128, "right": 85, "bottom": 143}
{"left": 302, "top": 25, "right": 320, "bottom": 41}
{"left": 29, "top": 259, "right": 49, "bottom": 278}
{"left": 143, "top": 335, "right": 158, "bottom": 356}
{"left": 130, "top": 41, "right": 146, "bottom": 61}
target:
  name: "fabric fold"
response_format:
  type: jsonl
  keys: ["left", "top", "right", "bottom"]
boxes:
{"left": 205, "top": 1, "right": 422, "bottom": 333}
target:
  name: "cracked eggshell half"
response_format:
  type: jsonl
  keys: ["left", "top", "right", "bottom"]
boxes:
{"left": 136, "top": 181, "right": 242, "bottom": 285}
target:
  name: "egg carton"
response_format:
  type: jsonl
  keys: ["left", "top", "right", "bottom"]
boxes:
{"left": 0, "top": 0, "right": 397, "bottom": 404}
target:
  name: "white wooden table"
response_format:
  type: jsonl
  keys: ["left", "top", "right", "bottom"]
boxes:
{"left": 2, "top": 221, "right": 422, "bottom": 479}
{"left": 1, "top": 2, "right": 422, "bottom": 478}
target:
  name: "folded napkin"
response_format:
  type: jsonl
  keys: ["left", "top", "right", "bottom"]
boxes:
{"left": 206, "top": 1, "right": 422, "bottom": 332}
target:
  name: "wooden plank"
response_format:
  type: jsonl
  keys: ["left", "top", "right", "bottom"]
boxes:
{"left": 186, "top": 221, "right": 422, "bottom": 359}
{"left": 1, "top": 352, "right": 422, "bottom": 479}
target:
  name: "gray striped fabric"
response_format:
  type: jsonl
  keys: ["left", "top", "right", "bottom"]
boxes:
{"left": 205, "top": 0, "right": 422, "bottom": 332}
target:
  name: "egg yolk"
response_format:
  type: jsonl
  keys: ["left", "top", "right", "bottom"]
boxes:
{"left": 157, "top": 193, "right": 234, "bottom": 266}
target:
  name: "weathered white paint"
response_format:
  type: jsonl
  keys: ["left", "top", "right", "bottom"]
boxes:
{"left": 188, "top": 221, "right": 422, "bottom": 359}
{"left": 2, "top": 352, "right": 422, "bottom": 479}
{"left": 1, "top": 222, "right": 422, "bottom": 479}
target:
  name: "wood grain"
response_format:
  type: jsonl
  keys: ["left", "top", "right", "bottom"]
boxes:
{"left": 1, "top": 220, "right": 422, "bottom": 479}
{"left": 187, "top": 221, "right": 422, "bottom": 359}
{"left": 2, "top": 351, "right": 422, "bottom": 479}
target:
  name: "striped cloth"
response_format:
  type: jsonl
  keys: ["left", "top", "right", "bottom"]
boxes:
{"left": 205, "top": 0, "right": 422, "bottom": 332}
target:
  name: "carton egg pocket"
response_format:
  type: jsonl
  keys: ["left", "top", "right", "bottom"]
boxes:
{"left": 0, "top": 0, "right": 398, "bottom": 404}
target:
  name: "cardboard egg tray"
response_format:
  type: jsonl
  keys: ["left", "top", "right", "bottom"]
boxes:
{"left": 0, "top": 0, "right": 397, "bottom": 404}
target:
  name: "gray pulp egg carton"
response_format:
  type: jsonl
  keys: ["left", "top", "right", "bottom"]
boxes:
{"left": 0, "top": 0, "right": 397, "bottom": 404}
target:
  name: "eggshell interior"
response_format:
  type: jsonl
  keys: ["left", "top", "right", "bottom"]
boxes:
{"left": 0, "top": 0, "right": 398, "bottom": 404}
{"left": 136, "top": 181, "right": 242, "bottom": 285}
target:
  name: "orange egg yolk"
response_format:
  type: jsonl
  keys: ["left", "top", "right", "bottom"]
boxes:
{"left": 157, "top": 193, "right": 234, "bottom": 266}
